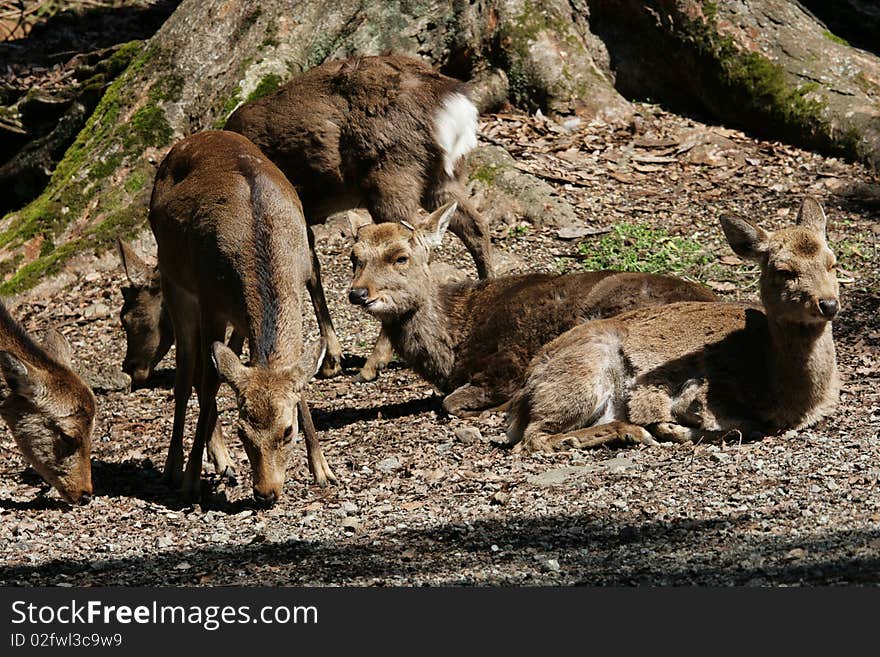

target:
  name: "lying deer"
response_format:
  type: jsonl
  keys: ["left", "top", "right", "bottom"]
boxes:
{"left": 0, "top": 303, "right": 95, "bottom": 504}
{"left": 226, "top": 53, "right": 494, "bottom": 380}
{"left": 506, "top": 197, "right": 840, "bottom": 452}
{"left": 347, "top": 203, "right": 717, "bottom": 417}
{"left": 150, "top": 130, "right": 333, "bottom": 504}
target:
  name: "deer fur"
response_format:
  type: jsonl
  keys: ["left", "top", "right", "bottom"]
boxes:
{"left": 506, "top": 197, "right": 841, "bottom": 452}
{"left": 225, "top": 53, "right": 494, "bottom": 380}
{"left": 149, "top": 130, "right": 334, "bottom": 504}
{"left": 347, "top": 203, "right": 718, "bottom": 417}
{"left": 0, "top": 303, "right": 95, "bottom": 504}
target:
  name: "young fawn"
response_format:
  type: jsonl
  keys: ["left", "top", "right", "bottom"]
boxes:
{"left": 150, "top": 130, "right": 333, "bottom": 504}
{"left": 226, "top": 53, "right": 494, "bottom": 380}
{"left": 506, "top": 197, "right": 841, "bottom": 452}
{"left": 0, "top": 303, "right": 95, "bottom": 504}
{"left": 347, "top": 203, "right": 717, "bottom": 417}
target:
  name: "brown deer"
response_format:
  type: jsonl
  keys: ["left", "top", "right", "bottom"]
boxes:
{"left": 116, "top": 240, "right": 173, "bottom": 387}
{"left": 150, "top": 130, "right": 333, "bottom": 504}
{"left": 347, "top": 203, "right": 717, "bottom": 417}
{"left": 506, "top": 197, "right": 840, "bottom": 452}
{"left": 225, "top": 53, "right": 494, "bottom": 381}
{"left": 0, "top": 303, "right": 95, "bottom": 504}
{"left": 116, "top": 239, "right": 244, "bottom": 483}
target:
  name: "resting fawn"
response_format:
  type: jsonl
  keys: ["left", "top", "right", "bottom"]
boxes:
{"left": 507, "top": 197, "right": 840, "bottom": 452}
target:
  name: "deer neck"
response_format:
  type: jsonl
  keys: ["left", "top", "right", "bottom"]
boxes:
{"left": 382, "top": 280, "right": 461, "bottom": 390}
{"left": 765, "top": 317, "right": 838, "bottom": 426}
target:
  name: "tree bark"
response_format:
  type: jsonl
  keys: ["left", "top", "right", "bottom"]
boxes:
{"left": 0, "top": 0, "right": 878, "bottom": 294}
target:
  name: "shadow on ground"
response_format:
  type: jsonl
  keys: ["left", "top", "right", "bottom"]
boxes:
{"left": 3, "top": 512, "right": 879, "bottom": 586}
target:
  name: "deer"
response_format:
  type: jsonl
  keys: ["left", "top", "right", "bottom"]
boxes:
{"left": 346, "top": 203, "right": 718, "bottom": 417}
{"left": 0, "top": 302, "right": 95, "bottom": 504}
{"left": 149, "top": 129, "right": 333, "bottom": 505}
{"left": 225, "top": 53, "right": 494, "bottom": 382}
{"left": 505, "top": 197, "right": 841, "bottom": 453}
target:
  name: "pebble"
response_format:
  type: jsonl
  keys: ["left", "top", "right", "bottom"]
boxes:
{"left": 376, "top": 457, "right": 401, "bottom": 473}
{"left": 454, "top": 426, "right": 482, "bottom": 444}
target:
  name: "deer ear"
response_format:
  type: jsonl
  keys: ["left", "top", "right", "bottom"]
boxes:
{"left": 0, "top": 351, "right": 41, "bottom": 400}
{"left": 796, "top": 197, "right": 827, "bottom": 235}
{"left": 720, "top": 214, "right": 770, "bottom": 261}
{"left": 299, "top": 338, "right": 327, "bottom": 382}
{"left": 419, "top": 202, "right": 456, "bottom": 249}
{"left": 116, "top": 239, "right": 152, "bottom": 288}
{"left": 43, "top": 328, "right": 73, "bottom": 369}
{"left": 347, "top": 210, "right": 372, "bottom": 238}
{"left": 212, "top": 341, "right": 248, "bottom": 394}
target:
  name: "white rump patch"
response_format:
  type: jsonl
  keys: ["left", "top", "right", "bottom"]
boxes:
{"left": 433, "top": 92, "right": 478, "bottom": 178}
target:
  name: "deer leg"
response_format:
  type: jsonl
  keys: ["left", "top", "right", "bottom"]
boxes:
{"left": 298, "top": 395, "right": 336, "bottom": 487}
{"left": 180, "top": 315, "right": 226, "bottom": 502}
{"left": 355, "top": 329, "right": 393, "bottom": 383}
{"left": 160, "top": 281, "right": 199, "bottom": 488}
{"left": 198, "top": 329, "right": 244, "bottom": 484}
{"left": 304, "top": 226, "right": 343, "bottom": 378}
{"left": 428, "top": 179, "right": 494, "bottom": 279}
{"left": 522, "top": 421, "right": 659, "bottom": 453}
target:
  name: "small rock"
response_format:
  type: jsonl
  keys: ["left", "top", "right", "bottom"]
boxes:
{"left": 341, "top": 501, "right": 359, "bottom": 514}
{"left": 376, "top": 457, "right": 401, "bottom": 473}
{"left": 490, "top": 491, "right": 510, "bottom": 505}
{"left": 527, "top": 466, "right": 595, "bottom": 488}
{"left": 174, "top": 561, "right": 191, "bottom": 570}
{"left": 155, "top": 536, "right": 173, "bottom": 549}
{"left": 555, "top": 226, "right": 610, "bottom": 240}
{"left": 600, "top": 457, "right": 635, "bottom": 474}
{"left": 454, "top": 426, "right": 482, "bottom": 444}
{"left": 341, "top": 517, "right": 361, "bottom": 534}
{"left": 785, "top": 547, "right": 807, "bottom": 561}
{"left": 82, "top": 302, "right": 111, "bottom": 319}
{"left": 533, "top": 554, "right": 560, "bottom": 572}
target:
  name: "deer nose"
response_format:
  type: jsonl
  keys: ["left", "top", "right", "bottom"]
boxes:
{"left": 818, "top": 298, "right": 839, "bottom": 319}
{"left": 253, "top": 489, "right": 278, "bottom": 507}
{"left": 78, "top": 492, "right": 92, "bottom": 506}
{"left": 348, "top": 287, "right": 369, "bottom": 306}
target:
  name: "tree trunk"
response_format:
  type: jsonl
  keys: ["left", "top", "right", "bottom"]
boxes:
{"left": 0, "top": 0, "right": 878, "bottom": 294}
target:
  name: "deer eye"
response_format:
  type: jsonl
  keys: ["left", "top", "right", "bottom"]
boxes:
{"left": 395, "top": 255, "right": 409, "bottom": 266}
{"left": 282, "top": 425, "right": 294, "bottom": 443}
{"left": 350, "top": 254, "right": 358, "bottom": 273}
{"left": 776, "top": 268, "right": 797, "bottom": 280}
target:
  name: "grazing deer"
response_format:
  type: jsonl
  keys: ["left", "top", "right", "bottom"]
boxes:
{"left": 150, "top": 130, "right": 334, "bottom": 504}
{"left": 116, "top": 240, "right": 173, "bottom": 388}
{"left": 347, "top": 203, "right": 717, "bottom": 417}
{"left": 0, "top": 304, "right": 95, "bottom": 504}
{"left": 225, "top": 53, "right": 494, "bottom": 381}
{"left": 506, "top": 197, "right": 840, "bottom": 452}
{"left": 116, "top": 239, "right": 244, "bottom": 483}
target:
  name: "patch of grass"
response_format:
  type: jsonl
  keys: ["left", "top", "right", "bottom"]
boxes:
{"left": 823, "top": 30, "right": 849, "bottom": 47}
{"left": 576, "top": 223, "right": 718, "bottom": 278}
{"left": 508, "top": 224, "right": 530, "bottom": 238}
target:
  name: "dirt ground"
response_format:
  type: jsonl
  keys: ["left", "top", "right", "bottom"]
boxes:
{"left": 1, "top": 105, "right": 879, "bottom": 586}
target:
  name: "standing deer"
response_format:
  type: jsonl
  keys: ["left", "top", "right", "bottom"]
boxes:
{"left": 347, "top": 203, "right": 717, "bottom": 417}
{"left": 225, "top": 53, "right": 494, "bottom": 381}
{"left": 506, "top": 197, "right": 840, "bottom": 452}
{"left": 0, "top": 303, "right": 95, "bottom": 504}
{"left": 150, "top": 130, "right": 333, "bottom": 504}
{"left": 116, "top": 240, "right": 173, "bottom": 388}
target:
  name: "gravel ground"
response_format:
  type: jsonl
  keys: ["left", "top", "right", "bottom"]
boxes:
{"left": 1, "top": 105, "right": 879, "bottom": 586}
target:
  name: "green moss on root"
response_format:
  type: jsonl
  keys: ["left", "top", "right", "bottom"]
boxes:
{"left": 245, "top": 73, "right": 283, "bottom": 103}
